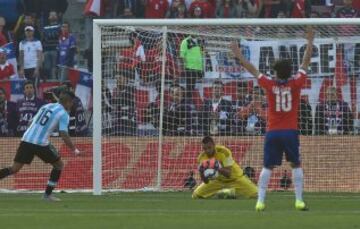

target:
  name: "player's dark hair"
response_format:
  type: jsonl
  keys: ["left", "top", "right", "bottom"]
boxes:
{"left": 61, "top": 81, "right": 73, "bottom": 89}
{"left": 59, "top": 90, "right": 75, "bottom": 103}
{"left": 202, "top": 136, "right": 214, "bottom": 144}
{"left": 23, "top": 80, "right": 34, "bottom": 89}
{"left": 272, "top": 59, "right": 292, "bottom": 80}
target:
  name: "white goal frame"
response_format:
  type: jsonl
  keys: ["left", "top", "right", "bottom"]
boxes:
{"left": 92, "top": 18, "right": 360, "bottom": 195}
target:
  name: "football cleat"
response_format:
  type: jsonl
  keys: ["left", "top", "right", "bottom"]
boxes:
{"left": 255, "top": 201, "right": 266, "bottom": 211}
{"left": 43, "top": 194, "right": 61, "bottom": 202}
{"left": 295, "top": 200, "right": 309, "bottom": 211}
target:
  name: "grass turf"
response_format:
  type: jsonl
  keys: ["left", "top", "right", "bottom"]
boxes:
{"left": 0, "top": 192, "right": 359, "bottom": 229}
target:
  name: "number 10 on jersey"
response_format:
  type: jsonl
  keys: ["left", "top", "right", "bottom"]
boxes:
{"left": 273, "top": 87, "right": 292, "bottom": 112}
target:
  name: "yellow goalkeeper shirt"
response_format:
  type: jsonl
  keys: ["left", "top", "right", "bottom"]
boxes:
{"left": 197, "top": 145, "right": 244, "bottom": 182}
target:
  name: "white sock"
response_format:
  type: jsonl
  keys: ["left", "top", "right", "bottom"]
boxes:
{"left": 257, "top": 168, "right": 272, "bottom": 203}
{"left": 292, "top": 168, "right": 304, "bottom": 201}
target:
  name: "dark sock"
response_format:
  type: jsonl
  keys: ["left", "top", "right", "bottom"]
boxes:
{"left": 0, "top": 167, "right": 12, "bottom": 179}
{"left": 45, "top": 168, "right": 62, "bottom": 196}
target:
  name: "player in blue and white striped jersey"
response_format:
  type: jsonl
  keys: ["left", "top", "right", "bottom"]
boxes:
{"left": 0, "top": 91, "right": 80, "bottom": 201}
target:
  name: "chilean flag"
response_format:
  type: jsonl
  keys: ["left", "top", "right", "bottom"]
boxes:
{"left": 84, "top": 0, "right": 104, "bottom": 17}
{"left": 68, "top": 68, "right": 93, "bottom": 110}
{"left": 1, "top": 42, "right": 18, "bottom": 77}
{"left": 0, "top": 79, "right": 24, "bottom": 102}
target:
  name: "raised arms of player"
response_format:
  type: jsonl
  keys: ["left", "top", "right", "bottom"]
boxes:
{"left": 300, "top": 27, "right": 315, "bottom": 70}
{"left": 230, "top": 41, "right": 260, "bottom": 78}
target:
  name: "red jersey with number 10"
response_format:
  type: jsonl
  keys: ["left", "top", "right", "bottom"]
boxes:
{"left": 258, "top": 69, "right": 307, "bottom": 131}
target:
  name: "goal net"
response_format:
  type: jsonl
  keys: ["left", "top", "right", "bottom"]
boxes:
{"left": 92, "top": 19, "right": 360, "bottom": 194}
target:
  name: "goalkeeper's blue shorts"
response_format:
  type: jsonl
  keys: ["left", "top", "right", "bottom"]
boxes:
{"left": 263, "top": 130, "right": 300, "bottom": 168}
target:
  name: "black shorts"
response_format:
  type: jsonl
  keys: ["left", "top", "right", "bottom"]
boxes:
{"left": 14, "top": 141, "right": 60, "bottom": 164}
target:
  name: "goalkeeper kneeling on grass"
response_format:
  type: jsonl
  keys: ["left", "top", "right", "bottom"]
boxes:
{"left": 192, "top": 136, "right": 258, "bottom": 199}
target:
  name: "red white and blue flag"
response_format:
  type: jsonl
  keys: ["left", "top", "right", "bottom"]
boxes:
{"left": 0, "top": 79, "right": 24, "bottom": 102}
{"left": 68, "top": 68, "right": 93, "bottom": 110}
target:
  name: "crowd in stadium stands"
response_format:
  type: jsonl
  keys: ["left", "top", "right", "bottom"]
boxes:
{"left": 0, "top": 0, "right": 90, "bottom": 137}
{"left": 89, "top": 0, "right": 360, "bottom": 19}
{"left": 0, "top": 0, "right": 359, "bottom": 137}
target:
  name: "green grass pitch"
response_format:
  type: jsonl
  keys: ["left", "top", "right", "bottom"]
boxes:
{"left": 0, "top": 192, "right": 359, "bottom": 229}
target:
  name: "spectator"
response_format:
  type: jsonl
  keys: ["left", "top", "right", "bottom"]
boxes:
{"left": 298, "top": 96, "right": 313, "bottom": 135}
{"left": 111, "top": 74, "right": 137, "bottom": 136}
{"left": 259, "top": 0, "right": 287, "bottom": 18}
{"left": 0, "top": 48, "right": 16, "bottom": 80}
{"left": 216, "top": 0, "right": 238, "bottom": 18}
{"left": 189, "top": 0, "right": 215, "bottom": 18}
{"left": 120, "top": 7, "right": 136, "bottom": 18}
{"left": 235, "top": 0, "right": 262, "bottom": 18}
{"left": 0, "top": 87, "right": 17, "bottom": 136}
{"left": 19, "top": 25, "right": 43, "bottom": 84}
{"left": 144, "top": 0, "right": 169, "bottom": 18}
{"left": 0, "top": 17, "right": 9, "bottom": 46}
{"left": 140, "top": 81, "right": 171, "bottom": 136}
{"left": 234, "top": 86, "right": 267, "bottom": 135}
{"left": 287, "top": 0, "right": 311, "bottom": 18}
{"left": 176, "top": 4, "right": 188, "bottom": 18}
{"left": 232, "top": 81, "right": 250, "bottom": 135}
{"left": 58, "top": 21, "right": 76, "bottom": 82}
{"left": 232, "top": 81, "right": 250, "bottom": 110}
{"left": 163, "top": 85, "right": 194, "bottom": 136}
{"left": 336, "top": 0, "right": 359, "bottom": 18}
{"left": 15, "top": 80, "right": 45, "bottom": 136}
{"left": 14, "top": 14, "right": 41, "bottom": 45}
{"left": 42, "top": 11, "right": 61, "bottom": 80}
{"left": 315, "top": 86, "right": 353, "bottom": 135}
{"left": 200, "top": 80, "right": 233, "bottom": 136}
{"left": 191, "top": 6, "right": 205, "bottom": 18}
{"left": 180, "top": 35, "right": 204, "bottom": 99}
{"left": 166, "top": 0, "right": 188, "bottom": 18}
{"left": 113, "top": 0, "right": 145, "bottom": 18}
{"left": 117, "top": 32, "right": 145, "bottom": 80}
{"left": 40, "top": 0, "right": 68, "bottom": 21}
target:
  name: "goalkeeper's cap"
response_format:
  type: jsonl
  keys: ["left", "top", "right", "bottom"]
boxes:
{"left": 272, "top": 59, "right": 292, "bottom": 80}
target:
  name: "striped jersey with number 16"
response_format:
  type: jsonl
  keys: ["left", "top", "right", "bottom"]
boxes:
{"left": 22, "top": 103, "right": 70, "bottom": 146}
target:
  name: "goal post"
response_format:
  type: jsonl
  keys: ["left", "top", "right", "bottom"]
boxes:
{"left": 92, "top": 18, "right": 360, "bottom": 195}
{"left": 93, "top": 21, "right": 102, "bottom": 195}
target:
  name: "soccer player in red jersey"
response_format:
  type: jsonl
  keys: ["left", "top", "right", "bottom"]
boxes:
{"left": 231, "top": 28, "right": 314, "bottom": 211}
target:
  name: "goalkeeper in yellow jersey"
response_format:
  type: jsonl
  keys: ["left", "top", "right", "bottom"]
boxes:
{"left": 192, "top": 136, "right": 258, "bottom": 199}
